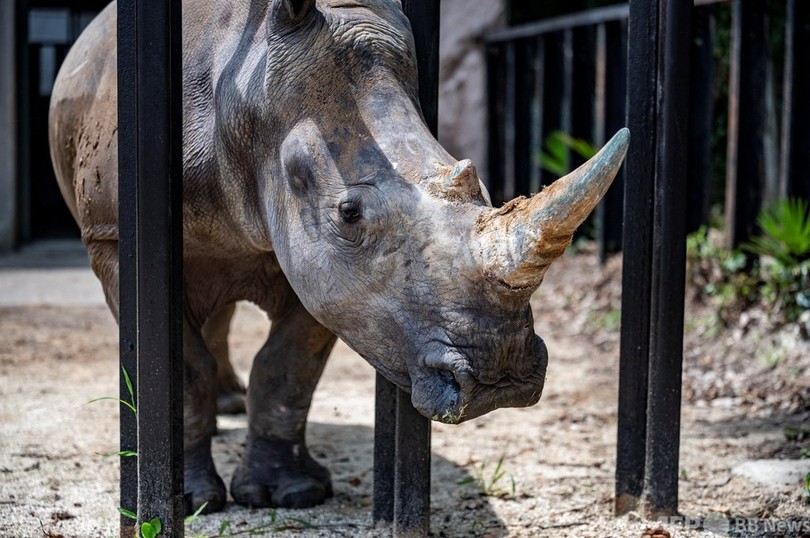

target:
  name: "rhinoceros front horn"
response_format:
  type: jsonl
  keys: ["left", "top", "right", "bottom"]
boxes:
{"left": 474, "top": 128, "right": 630, "bottom": 290}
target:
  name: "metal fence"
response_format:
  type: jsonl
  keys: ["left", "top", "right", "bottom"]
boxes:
{"left": 484, "top": 0, "right": 810, "bottom": 258}
{"left": 483, "top": 0, "right": 808, "bottom": 517}
{"left": 115, "top": 0, "right": 809, "bottom": 535}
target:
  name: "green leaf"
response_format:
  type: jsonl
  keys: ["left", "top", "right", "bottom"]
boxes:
{"left": 217, "top": 520, "right": 232, "bottom": 535}
{"left": 117, "top": 507, "right": 137, "bottom": 520}
{"left": 121, "top": 364, "right": 136, "bottom": 410}
{"left": 85, "top": 396, "right": 138, "bottom": 416}
{"left": 97, "top": 450, "right": 138, "bottom": 458}
{"left": 537, "top": 131, "right": 599, "bottom": 177}
{"left": 744, "top": 197, "right": 810, "bottom": 265}
{"left": 140, "top": 520, "right": 158, "bottom": 538}
{"left": 286, "top": 517, "right": 314, "bottom": 529}
{"left": 184, "top": 501, "right": 208, "bottom": 525}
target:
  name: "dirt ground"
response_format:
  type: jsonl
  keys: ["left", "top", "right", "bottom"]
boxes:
{"left": 1, "top": 243, "right": 809, "bottom": 537}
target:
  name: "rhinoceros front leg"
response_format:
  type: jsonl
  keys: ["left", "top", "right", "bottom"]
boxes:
{"left": 184, "top": 317, "right": 227, "bottom": 514}
{"left": 200, "top": 303, "right": 247, "bottom": 415}
{"left": 231, "top": 301, "right": 336, "bottom": 509}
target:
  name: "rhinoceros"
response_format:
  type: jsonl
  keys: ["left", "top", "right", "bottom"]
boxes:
{"left": 49, "top": 0, "right": 628, "bottom": 514}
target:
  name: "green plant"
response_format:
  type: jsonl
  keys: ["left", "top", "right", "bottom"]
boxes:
{"left": 686, "top": 226, "right": 759, "bottom": 319}
{"left": 804, "top": 473, "right": 810, "bottom": 499}
{"left": 87, "top": 365, "right": 139, "bottom": 459}
{"left": 763, "top": 345, "right": 787, "bottom": 369}
{"left": 182, "top": 509, "right": 318, "bottom": 537}
{"left": 119, "top": 503, "right": 208, "bottom": 538}
{"left": 590, "top": 309, "right": 621, "bottom": 332}
{"left": 118, "top": 509, "right": 160, "bottom": 538}
{"left": 744, "top": 198, "right": 810, "bottom": 266}
{"left": 784, "top": 426, "right": 810, "bottom": 442}
{"left": 432, "top": 404, "right": 468, "bottom": 424}
{"left": 458, "top": 454, "right": 516, "bottom": 499}
{"left": 742, "top": 199, "right": 810, "bottom": 322}
{"left": 86, "top": 364, "right": 138, "bottom": 416}
{"left": 538, "top": 131, "right": 598, "bottom": 177}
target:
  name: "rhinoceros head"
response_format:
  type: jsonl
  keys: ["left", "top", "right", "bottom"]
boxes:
{"left": 259, "top": 0, "right": 629, "bottom": 423}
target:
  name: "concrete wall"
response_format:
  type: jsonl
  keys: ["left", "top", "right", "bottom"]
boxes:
{"left": 0, "top": 0, "right": 18, "bottom": 252}
{"left": 438, "top": 0, "right": 506, "bottom": 183}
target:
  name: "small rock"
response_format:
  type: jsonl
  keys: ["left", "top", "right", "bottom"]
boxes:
{"left": 732, "top": 459, "right": 810, "bottom": 490}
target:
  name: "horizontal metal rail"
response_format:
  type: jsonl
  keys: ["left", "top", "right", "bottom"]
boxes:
{"left": 484, "top": 0, "right": 730, "bottom": 43}
{"left": 484, "top": 4, "right": 629, "bottom": 43}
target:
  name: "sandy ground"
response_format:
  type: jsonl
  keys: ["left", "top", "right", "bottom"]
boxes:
{"left": 1, "top": 241, "right": 809, "bottom": 538}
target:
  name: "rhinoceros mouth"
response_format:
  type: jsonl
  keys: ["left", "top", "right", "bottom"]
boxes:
{"left": 409, "top": 366, "right": 546, "bottom": 424}
{"left": 408, "top": 342, "right": 548, "bottom": 424}
{"left": 362, "top": 336, "right": 548, "bottom": 424}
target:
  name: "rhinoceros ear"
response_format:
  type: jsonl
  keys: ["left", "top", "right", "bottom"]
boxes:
{"left": 270, "top": 0, "right": 316, "bottom": 27}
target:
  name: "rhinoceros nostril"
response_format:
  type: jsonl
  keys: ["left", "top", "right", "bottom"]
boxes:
{"left": 435, "top": 368, "right": 459, "bottom": 392}
{"left": 477, "top": 373, "right": 512, "bottom": 387}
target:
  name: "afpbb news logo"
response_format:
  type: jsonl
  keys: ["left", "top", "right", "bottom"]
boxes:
{"left": 660, "top": 514, "right": 810, "bottom": 536}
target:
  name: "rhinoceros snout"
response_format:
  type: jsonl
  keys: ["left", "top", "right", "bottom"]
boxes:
{"left": 409, "top": 336, "right": 548, "bottom": 424}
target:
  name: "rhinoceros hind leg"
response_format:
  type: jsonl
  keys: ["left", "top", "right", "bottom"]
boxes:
{"left": 201, "top": 303, "right": 247, "bottom": 415}
{"left": 184, "top": 319, "right": 227, "bottom": 513}
{"left": 231, "top": 301, "right": 336, "bottom": 508}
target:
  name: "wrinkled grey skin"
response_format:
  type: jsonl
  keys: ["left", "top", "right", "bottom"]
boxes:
{"left": 50, "top": 0, "right": 625, "bottom": 515}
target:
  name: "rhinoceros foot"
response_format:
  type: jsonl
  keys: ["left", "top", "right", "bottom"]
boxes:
{"left": 231, "top": 435, "right": 332, "bottom": 509}
{"left": 184, "top": 440, "right": 227, "bottom": 514}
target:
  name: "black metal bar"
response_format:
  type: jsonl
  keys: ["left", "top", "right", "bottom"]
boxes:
{"left": 540, "top": 31, "right": 566, "bottom": 186}
{"left": 383, "top": 2, "right": 439, "bottom": 536}
{"left": 643, "top": 0, "right": 691, "bottom": 516}
{"left": 686, "top": 5, "right": 715, "bottom": 235}
{"left": 404, "top": 0, "right": 440, "bottom": 134}
{"left": 503, "top": 41, "right": 517, "bottom": 200}
{"left": 372, "top": 374, "right": 396, "bottom": 524}
{"left": 569, "top": 26, "right": 597, "bottom": 242}
{"left": 598, "top": 19, "right": 628, "bottom": 261}
{"left": 393, "top": 389, "right": 431, "bottom": 538}
{"left": 514, "top": 39, "right": 535, "bottom": 197}
{"left": 119, "top": 0, "right": 185, "bottom": 534}
{"left": 724, "top": 0, "right": 768, "bottom": 249}
{"left": 486, "top": 43, "right": 507, "bottom": 204}
{"left": 616, "top": 0, "right": 658, "bottom": 517}
{"left": 529, "top": 37, "right": 545, "bottom": 195}
{"left": 780, "top": 0, "right": 810, "bottom": 202}
{"left": 116, "top": 0, "right": 138, "bottom": 535}
{"left": 570, "top": 25, "right": 596, "bottom": 170}
{"left": 0, "top": 0, "right": 16, "bottom": 252}
{"left": 15, "top": 0, "right": 31, "bottom": 244}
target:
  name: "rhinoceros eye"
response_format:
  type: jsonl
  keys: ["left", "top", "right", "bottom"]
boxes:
{"left": 339, "top": 200, "right": 362, "bottom": 224}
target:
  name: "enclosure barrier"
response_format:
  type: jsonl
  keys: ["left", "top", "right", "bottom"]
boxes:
{"left": 485, "top": 0, "right": 810, "bottom": 258}
{"left": 484, "top": 0, "right": 807, "bottom": 516}
{"left": 118, "top": 0, "right": 184, "bottom": 536}
{"left": 115, "top": 0, "right": 809, "bottom": 535}
{"left": 372, "top": 3, "right": 439, "bottom": 536}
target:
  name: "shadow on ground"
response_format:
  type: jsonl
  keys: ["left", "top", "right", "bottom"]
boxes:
{"left": 183, "top": 420, "right": 505, "bottom": 537}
